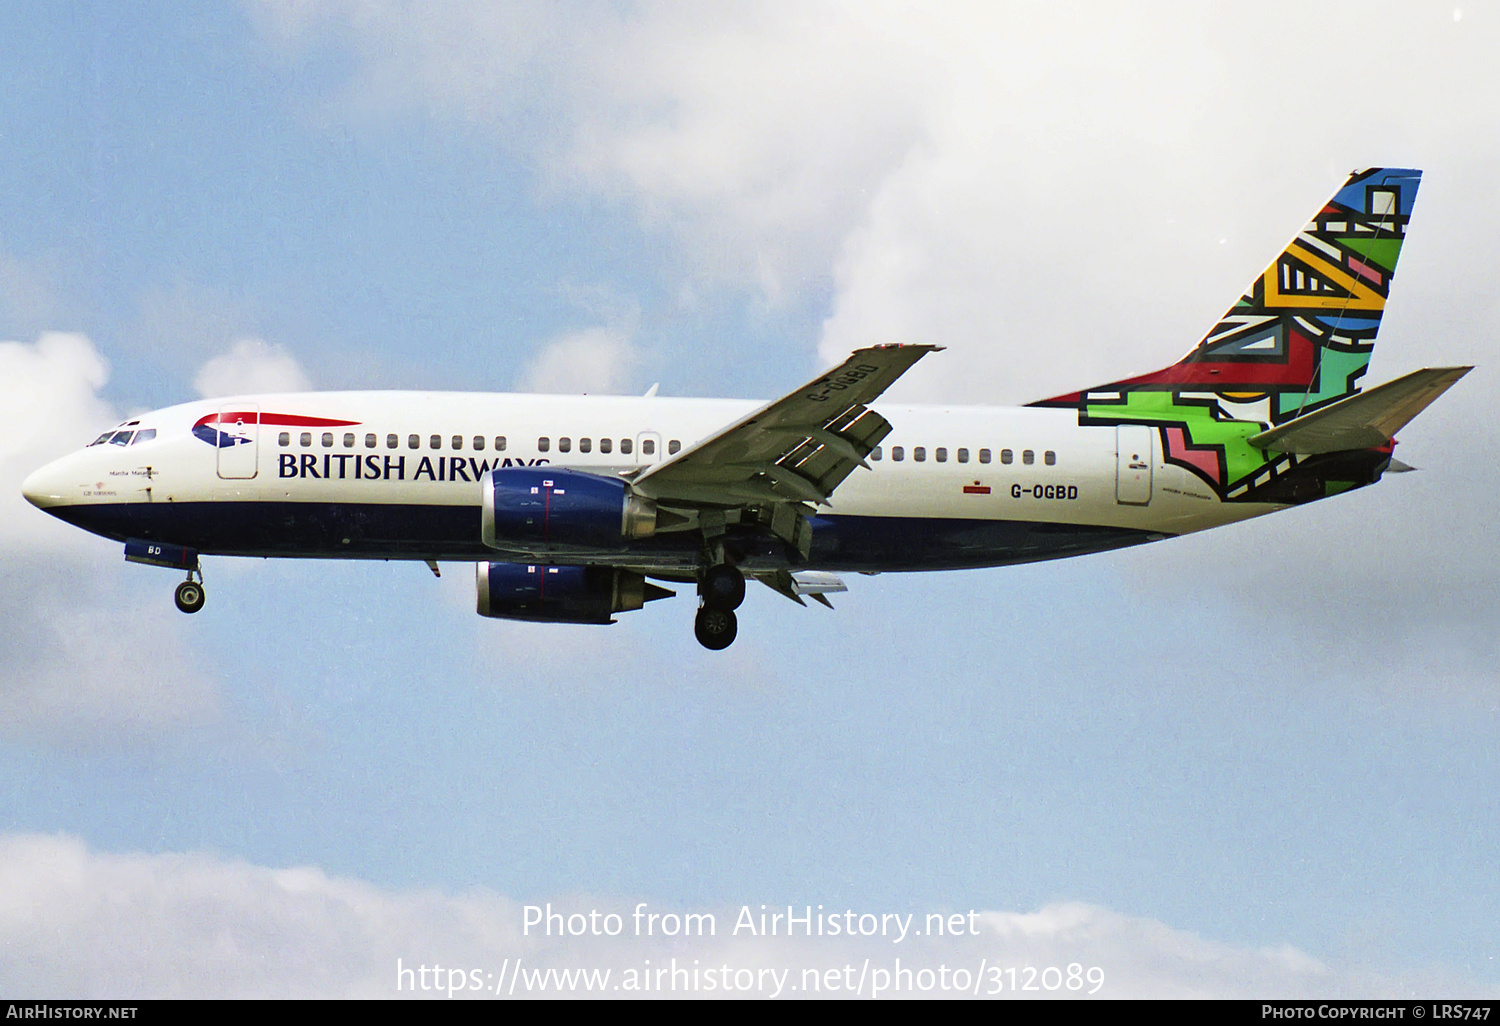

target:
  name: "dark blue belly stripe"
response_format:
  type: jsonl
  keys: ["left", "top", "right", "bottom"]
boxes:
{"left": 47, "top": 501, "right": 1163, "bottom": 572}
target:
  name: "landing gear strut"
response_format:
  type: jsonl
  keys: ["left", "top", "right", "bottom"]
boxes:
{"left": 694, "top": 562, "right": 744, "bottom": 650}
{"left": 174, "top": 569, "right": 206, "bottom": 614}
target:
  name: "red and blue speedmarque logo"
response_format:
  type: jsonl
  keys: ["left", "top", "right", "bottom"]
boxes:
{"left": 192, "top": 412, "right": 360, "bottom": 448}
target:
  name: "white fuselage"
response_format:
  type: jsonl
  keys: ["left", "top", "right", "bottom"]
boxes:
{"left": 22, "top": 390, "right": 1276, "bottom": 575}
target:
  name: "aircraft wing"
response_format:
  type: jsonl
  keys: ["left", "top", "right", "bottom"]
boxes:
{"left": 1248, "top": 366, "right": 1471, "bottom": 454}
{"left": 630, "top": 343, "right": 940, "bottom": 553}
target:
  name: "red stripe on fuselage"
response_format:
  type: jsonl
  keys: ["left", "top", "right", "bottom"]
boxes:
{"left": 193, "top": 412, "right": 362, "bottom": 429}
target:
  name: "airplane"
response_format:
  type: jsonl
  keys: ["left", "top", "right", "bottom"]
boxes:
{"left": 21, "top": 167, "right": 1469, "bottom": 650}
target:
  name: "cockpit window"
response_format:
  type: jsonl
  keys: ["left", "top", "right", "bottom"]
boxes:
{"left": 88, "top": 432, "right": 113, "bottom": 447}
{"left": 129, "top": 428, "right": 157, "bottom": 445}
{"left": 108, "top": 431, "right": 134, "bottom": 446}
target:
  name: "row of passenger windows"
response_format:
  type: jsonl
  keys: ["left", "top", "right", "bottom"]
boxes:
{"left": 269, "top": 429, "right": 1056, "bottom": 469}
{"left": 280, "top": 431, "right": 510, "bottom": 451}
{"left": 276, "top": 431, "right": 683, "bottom": 457}
{"left": 870, "top": 445, "right": 1056, "bottom": 466}
{"left": 272, "top": 430, "right": 1051, "bottom": 466}
{"left": 539, "top": 436, "right": 682, "bottom": 456}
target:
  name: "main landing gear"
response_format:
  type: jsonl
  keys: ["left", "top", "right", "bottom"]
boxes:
{"left": 174, "top": 569, "right": 206, "bottom": 614}
{"left": 693, "top": 563, "right": 745, "bottom": 651}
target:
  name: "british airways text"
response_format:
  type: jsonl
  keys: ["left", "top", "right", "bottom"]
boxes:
{"left": 278, "top": 454, "right": 550, "bottom": 481}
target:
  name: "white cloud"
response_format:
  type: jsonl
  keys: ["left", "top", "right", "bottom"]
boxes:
{"left": 553, "top": 4, "right": 938, "bottom": 302}
{"left": 252, "top": 1, "right": 1500, "bottom": 393}
{"left": 1, "top": 832, "right": 1484, "bottom": 999}
{"left": 193, "top": 337, "right": 314, "bottom": 398}
{"left": 518, "top": 324, "right": 638, "bottom": 394}
{"left": 252, "top": 1, "right": 938, "bottom": 299}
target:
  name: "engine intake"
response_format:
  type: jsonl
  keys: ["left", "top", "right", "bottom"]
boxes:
{"left": 481, "top": 468, "right": 657, "bottom": 551}
{"left": 476, "top": 562, "right": 673, "bottom": 624}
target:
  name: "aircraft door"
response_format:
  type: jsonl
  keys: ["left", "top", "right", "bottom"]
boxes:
{"left": 216, "top": 404, "right": 259, "bottom": 480}
{"left": 635, "top": 431, "right": 663, "bottom": 467}
{"left": 1115, "top": 424, "right": 1152, "bottom": 505}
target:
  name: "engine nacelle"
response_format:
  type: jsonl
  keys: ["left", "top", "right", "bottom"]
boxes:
{"left": 476, "top": 562, "right": 673, "bottom": 624}
{"left": 481, "top": 468, "right": 657, "bottom": 551}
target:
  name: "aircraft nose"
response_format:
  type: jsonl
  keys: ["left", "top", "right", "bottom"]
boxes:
{"left": 21, "top": 460, "right": 67, "bottom": 509}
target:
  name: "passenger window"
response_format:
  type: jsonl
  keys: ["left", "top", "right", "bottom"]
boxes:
{"left": 430, "top": 434, "right": 442, "bottom": 450}
{"left": 452, "top": 435, "right": 464, "bottom": 450}
{"left": 621, "top": 438, "right": 633, "bottom": 455}
{"left": 322, "top": 432, "right": 334, "bottom": 447}
{"left": 641, "top": 439, "right": 656, "bottom": 455}
{"left": 301, "top": 432, "right": 312, "bottom": 447}
{"left": 914, "top": 446, "right": 926, "bottom": 462}
{"left": 979, "top": 448, "right": 991, "bottom": 464}
{"left": 279, "top": 432, "right": 290, "bottom": 446}
{"left": 559, "top": 437, "right": 572, "bottom": 453}
{"left": 871, "top": 446, "right": 882, "bottom": 461}
{"left": 496, "top": 436, "right": 507, "bottom": 451}
{"left": 1000, "top": 448, "right": 1013, "bottom": 464}
{"left": 386, "top": 434, "right": 398, "bottom": 449}
{"left": 408, "top": 434, "right": 420, "bottom": 449}
{"left": 935, "top": 447, "right": 947, "bottom": 462}
{"left": 1022, "top": 449, "right": 1034, "bottom": 465}
{"left": 668, "top": 439, "right": 681, "bottom": 454}
{"left": 343, "top": 432, "right": 355, "bottom": 447}
{"left": 1044, "top": 450, "right": 1056, "bottom": 466}
{"left": 473, "top": 436, "right": 485, "bottom": 451}
{"left": 957, "top": 447, "right": 969, "bottom": 463}
{"left": 365, "top": 433, "right": 376, "bottom": 448}
{"left": 131, "top": 429, "right": 156, "bottom": 445}
{"left": 538, "top": 437, "right": 550, "bottom": 452}
{"left": 580, "top": 438, "right": 592, "bottom": 453}
{"left": 892, "top": 446, "right": 905, "bottom": 461}
{"left": 600, "top": 437, "right": 612, "bottom": 454}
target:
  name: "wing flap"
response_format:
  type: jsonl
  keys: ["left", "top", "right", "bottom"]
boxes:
{"left": 756, "top": 570, "right": 848, "bottom": 607}
{"left": 1248, "top": 366, "right": 1471, "bottom": 454}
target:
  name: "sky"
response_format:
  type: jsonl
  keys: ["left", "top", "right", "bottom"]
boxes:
{"left": 1, "top": 0, "right": 1497, "bottom": 999}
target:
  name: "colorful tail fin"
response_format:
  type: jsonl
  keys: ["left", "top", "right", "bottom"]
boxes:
{"left": 1032, "top": 168, "right": 1423, "bottom": 503}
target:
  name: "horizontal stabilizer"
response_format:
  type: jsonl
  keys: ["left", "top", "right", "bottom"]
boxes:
{"left": 1247, "top": 366, "right": 1471, "bottom": 454}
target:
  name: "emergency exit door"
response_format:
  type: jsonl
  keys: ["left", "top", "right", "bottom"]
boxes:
{"left": 216, "top": 405, "right": 259, "bottom": 480}
{"left": 1115, "top": 424, "right": 1152, "bottom": 505}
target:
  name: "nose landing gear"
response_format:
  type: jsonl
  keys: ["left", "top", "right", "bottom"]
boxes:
{"left": 123, "top": 539, "right": 206, "bottom": 615}
{"left": 694, "top": 562, "right": 744, "bottom": 650}
{"left": 174, "top": 570, "right": 206, "bottom": 614}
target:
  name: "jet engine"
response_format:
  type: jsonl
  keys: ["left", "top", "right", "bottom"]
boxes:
{"left": 481, "top": 468, "right": 657, "bottom": 550}
{"left": 476, "top": 562, "right": 673, "bottom": 624}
